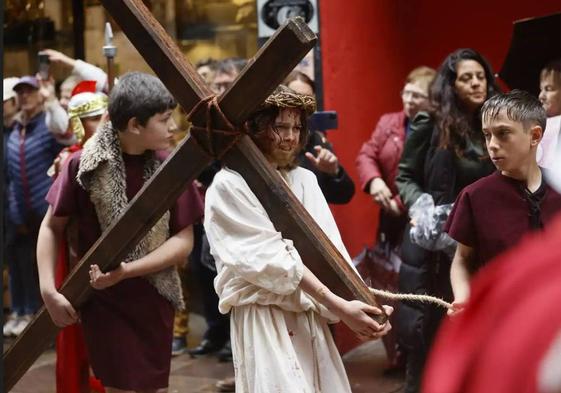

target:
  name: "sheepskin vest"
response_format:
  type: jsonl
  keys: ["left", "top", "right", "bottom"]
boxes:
{"left": 76, "top": 121, "right": 184, "bottom": 310}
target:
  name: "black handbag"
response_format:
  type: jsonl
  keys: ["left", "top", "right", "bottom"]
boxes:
{"left": 353, "top": 232, "right": 404, "bottom": 368}
{"left": 354, "top": 232, "right": 401, "bottom": 292}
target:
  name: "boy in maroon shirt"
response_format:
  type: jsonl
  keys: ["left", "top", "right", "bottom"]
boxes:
{"left": 445, "top": 90, "right": 561, "bottom": 314}
{"left": 37, "top": 72, "right": 204, "bottom": 392}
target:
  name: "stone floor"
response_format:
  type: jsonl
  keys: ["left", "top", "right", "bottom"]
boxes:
{"left": 5, "top": 314, "right": 405, "bottom": 393}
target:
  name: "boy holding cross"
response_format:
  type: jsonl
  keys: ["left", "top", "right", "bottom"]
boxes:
{"left": 37, "top": 72, "right": 204, "bottom": 393}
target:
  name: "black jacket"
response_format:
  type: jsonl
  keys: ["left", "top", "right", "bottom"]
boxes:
{"left": 298, "top": 130, "right": 355, "bottom": 204}
{"left": 394, "top": 112, "right": 493, "bottom": 351}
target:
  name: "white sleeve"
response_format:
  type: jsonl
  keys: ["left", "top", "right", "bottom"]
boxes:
{"left": 204, "top": 170, "right": 304, "bottom": 296}
{"left": 44, "top": 100, "right": 76, "bottom": 146}
{"left": 299, "top": 169, "right": 359, "bottom": 274}
{"left": 72, "top": 60, "right": 108, "bottom": 92}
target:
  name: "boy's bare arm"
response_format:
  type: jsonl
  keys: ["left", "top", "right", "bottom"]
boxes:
{"left": 37, "top": 207, "right": 68, "bottom": 295}
{"left": 450, "top": 242, "right": 474, "bottom": 309}
{"left": 37, "top": 206, "right": 79, "bottom": 327}
{"left": 89, "top": 224, "right": 194, "bottom": 289}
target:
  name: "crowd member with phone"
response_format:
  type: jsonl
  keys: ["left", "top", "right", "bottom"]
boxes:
{"left": 35, "top": 53, "right": 76, "bottom": 144}
{"left": 284, "top": 70, "right": 355, "bottom": 204}
{"left": 38, "top": 52, "right": 51, "bottom": 80}
{"left": 39, "top": 49, "right": 108, "bottom": 110}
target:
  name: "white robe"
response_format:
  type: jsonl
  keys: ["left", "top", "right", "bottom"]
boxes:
{"left": 204, "top": 166, "right": 359, "bottom": 393}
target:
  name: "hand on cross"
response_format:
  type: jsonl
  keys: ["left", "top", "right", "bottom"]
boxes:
{"left": 330, "top": 295, "right": 393, "bottom": 340}
{"left": 89, "top": 263, "right": 127, "bottom": 290}
{"left": 43, "top": 292, "right": 79, "bottom": 328}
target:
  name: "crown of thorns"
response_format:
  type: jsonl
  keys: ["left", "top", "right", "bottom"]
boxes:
{"left": 261, "top": 85, "right": 316, "bottom": 115}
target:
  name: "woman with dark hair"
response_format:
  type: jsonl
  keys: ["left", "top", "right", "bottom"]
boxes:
{"left": 395, "top": 48, "right": 500, "bottom": 393}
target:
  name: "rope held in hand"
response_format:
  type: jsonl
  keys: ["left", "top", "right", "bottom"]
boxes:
{"left": 369, "top": 288, "right": 453, "bottom": 309}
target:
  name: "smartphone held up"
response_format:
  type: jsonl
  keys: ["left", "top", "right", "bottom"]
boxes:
{"left": 38, "top": 52, "right": 50, "bottom": 80}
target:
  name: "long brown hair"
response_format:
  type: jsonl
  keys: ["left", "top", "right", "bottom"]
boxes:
{"left": 245, "top": 86, "right": 315, "bottom": 169}
{"left": 429, "top": 48, "right": 500, "bottom": 156}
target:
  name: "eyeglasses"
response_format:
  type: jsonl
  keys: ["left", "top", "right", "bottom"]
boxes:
{"left": 401, "top": 89, "right": 428, "bottom": 100}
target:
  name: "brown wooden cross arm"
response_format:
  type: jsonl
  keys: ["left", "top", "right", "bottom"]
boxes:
{"left": 3, "top": 1, "right": 385, "bottom": 390}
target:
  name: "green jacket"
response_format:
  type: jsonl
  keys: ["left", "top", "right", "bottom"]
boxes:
{"left": 396, "top": 112, "right": 494, "bottom": 209}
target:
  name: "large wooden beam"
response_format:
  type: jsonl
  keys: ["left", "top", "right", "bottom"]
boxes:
{"left": 3, "top": 12, "right": 317, "bottom": 393}
{"left": 4, "top": 0, "right": 385, "bottom": 389}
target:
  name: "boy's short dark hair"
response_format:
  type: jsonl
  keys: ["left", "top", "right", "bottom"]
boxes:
{"left": 108, "top": 72, "right": 177, "bottom": 131}
{"left": 481, "top": 89, "right": 547, "bottom": 131}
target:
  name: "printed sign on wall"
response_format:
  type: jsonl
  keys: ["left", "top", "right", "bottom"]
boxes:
{"left": 257, "top": 0, "right": 319, "bottom": 38}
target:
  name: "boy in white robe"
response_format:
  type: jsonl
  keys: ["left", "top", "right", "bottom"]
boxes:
{"left": 204, "top": 86, "right": 392, "bottom": 393}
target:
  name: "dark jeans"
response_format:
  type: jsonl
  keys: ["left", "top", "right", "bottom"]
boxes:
{"left": 6, "top": 224, "right": 41, "bottom": 316}
{"left": 191, "top": 224, "right": 229, "bottom": 345}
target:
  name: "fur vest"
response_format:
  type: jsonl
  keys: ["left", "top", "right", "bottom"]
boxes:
{"left": 76, "top": 121, "right": 184, "bottom": 310}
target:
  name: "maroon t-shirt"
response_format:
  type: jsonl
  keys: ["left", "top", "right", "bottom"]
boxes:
{"left": 45, "top": 149, "right": 204, "bottom": 388}
{"left": 445, "top": 171, "right": 561, "bottom": 270}
{"left": 46, "top": 149, "right": 204, "bottom": 258}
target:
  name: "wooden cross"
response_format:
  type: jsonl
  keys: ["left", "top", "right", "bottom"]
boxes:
{"left": 3, "top": 1, "right": 386, "bottom": 390}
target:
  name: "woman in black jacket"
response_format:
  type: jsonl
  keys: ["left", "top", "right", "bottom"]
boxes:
{"left": 395, "top": 48, "right": 500, "bottom": 393}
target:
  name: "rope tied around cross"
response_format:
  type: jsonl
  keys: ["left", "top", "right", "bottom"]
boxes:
{"left": 187, "top": 95, "right": 241, "bottom": 160}
{"left": 186, "top": 86, "right": 317, "bottom": 159}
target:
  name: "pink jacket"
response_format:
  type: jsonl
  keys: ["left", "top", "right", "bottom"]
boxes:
{"left": 356, "top": 111, "right": 407, "bottom": 208}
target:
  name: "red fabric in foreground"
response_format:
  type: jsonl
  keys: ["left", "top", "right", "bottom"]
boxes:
{"left": 55, "top": 238, "right": 104, "bottom": 393}
{"left": 52, "top": 145, "right": 105, "bottom": 393}
{"left": 423, "top": 214, "right": 561, "bottom": 393}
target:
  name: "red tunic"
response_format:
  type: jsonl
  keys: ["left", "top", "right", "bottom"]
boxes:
{"left": 445, "top": 171, "right": 561, "bottom": 270}
{"left": 51, "top": 144, "right": 93, "bottom": 393}
{"left": 46, "top": 150, "right": 204, "bottom": 390}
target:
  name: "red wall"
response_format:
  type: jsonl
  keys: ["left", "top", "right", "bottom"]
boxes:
{"left": 319, "top": 0, "right": 407, "bottom": 258}
{"left": 320, "top": 0, "right": 561, "bottom": 258}
{"left": 397, "top": 1, "right": 561, "bottom": 81}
